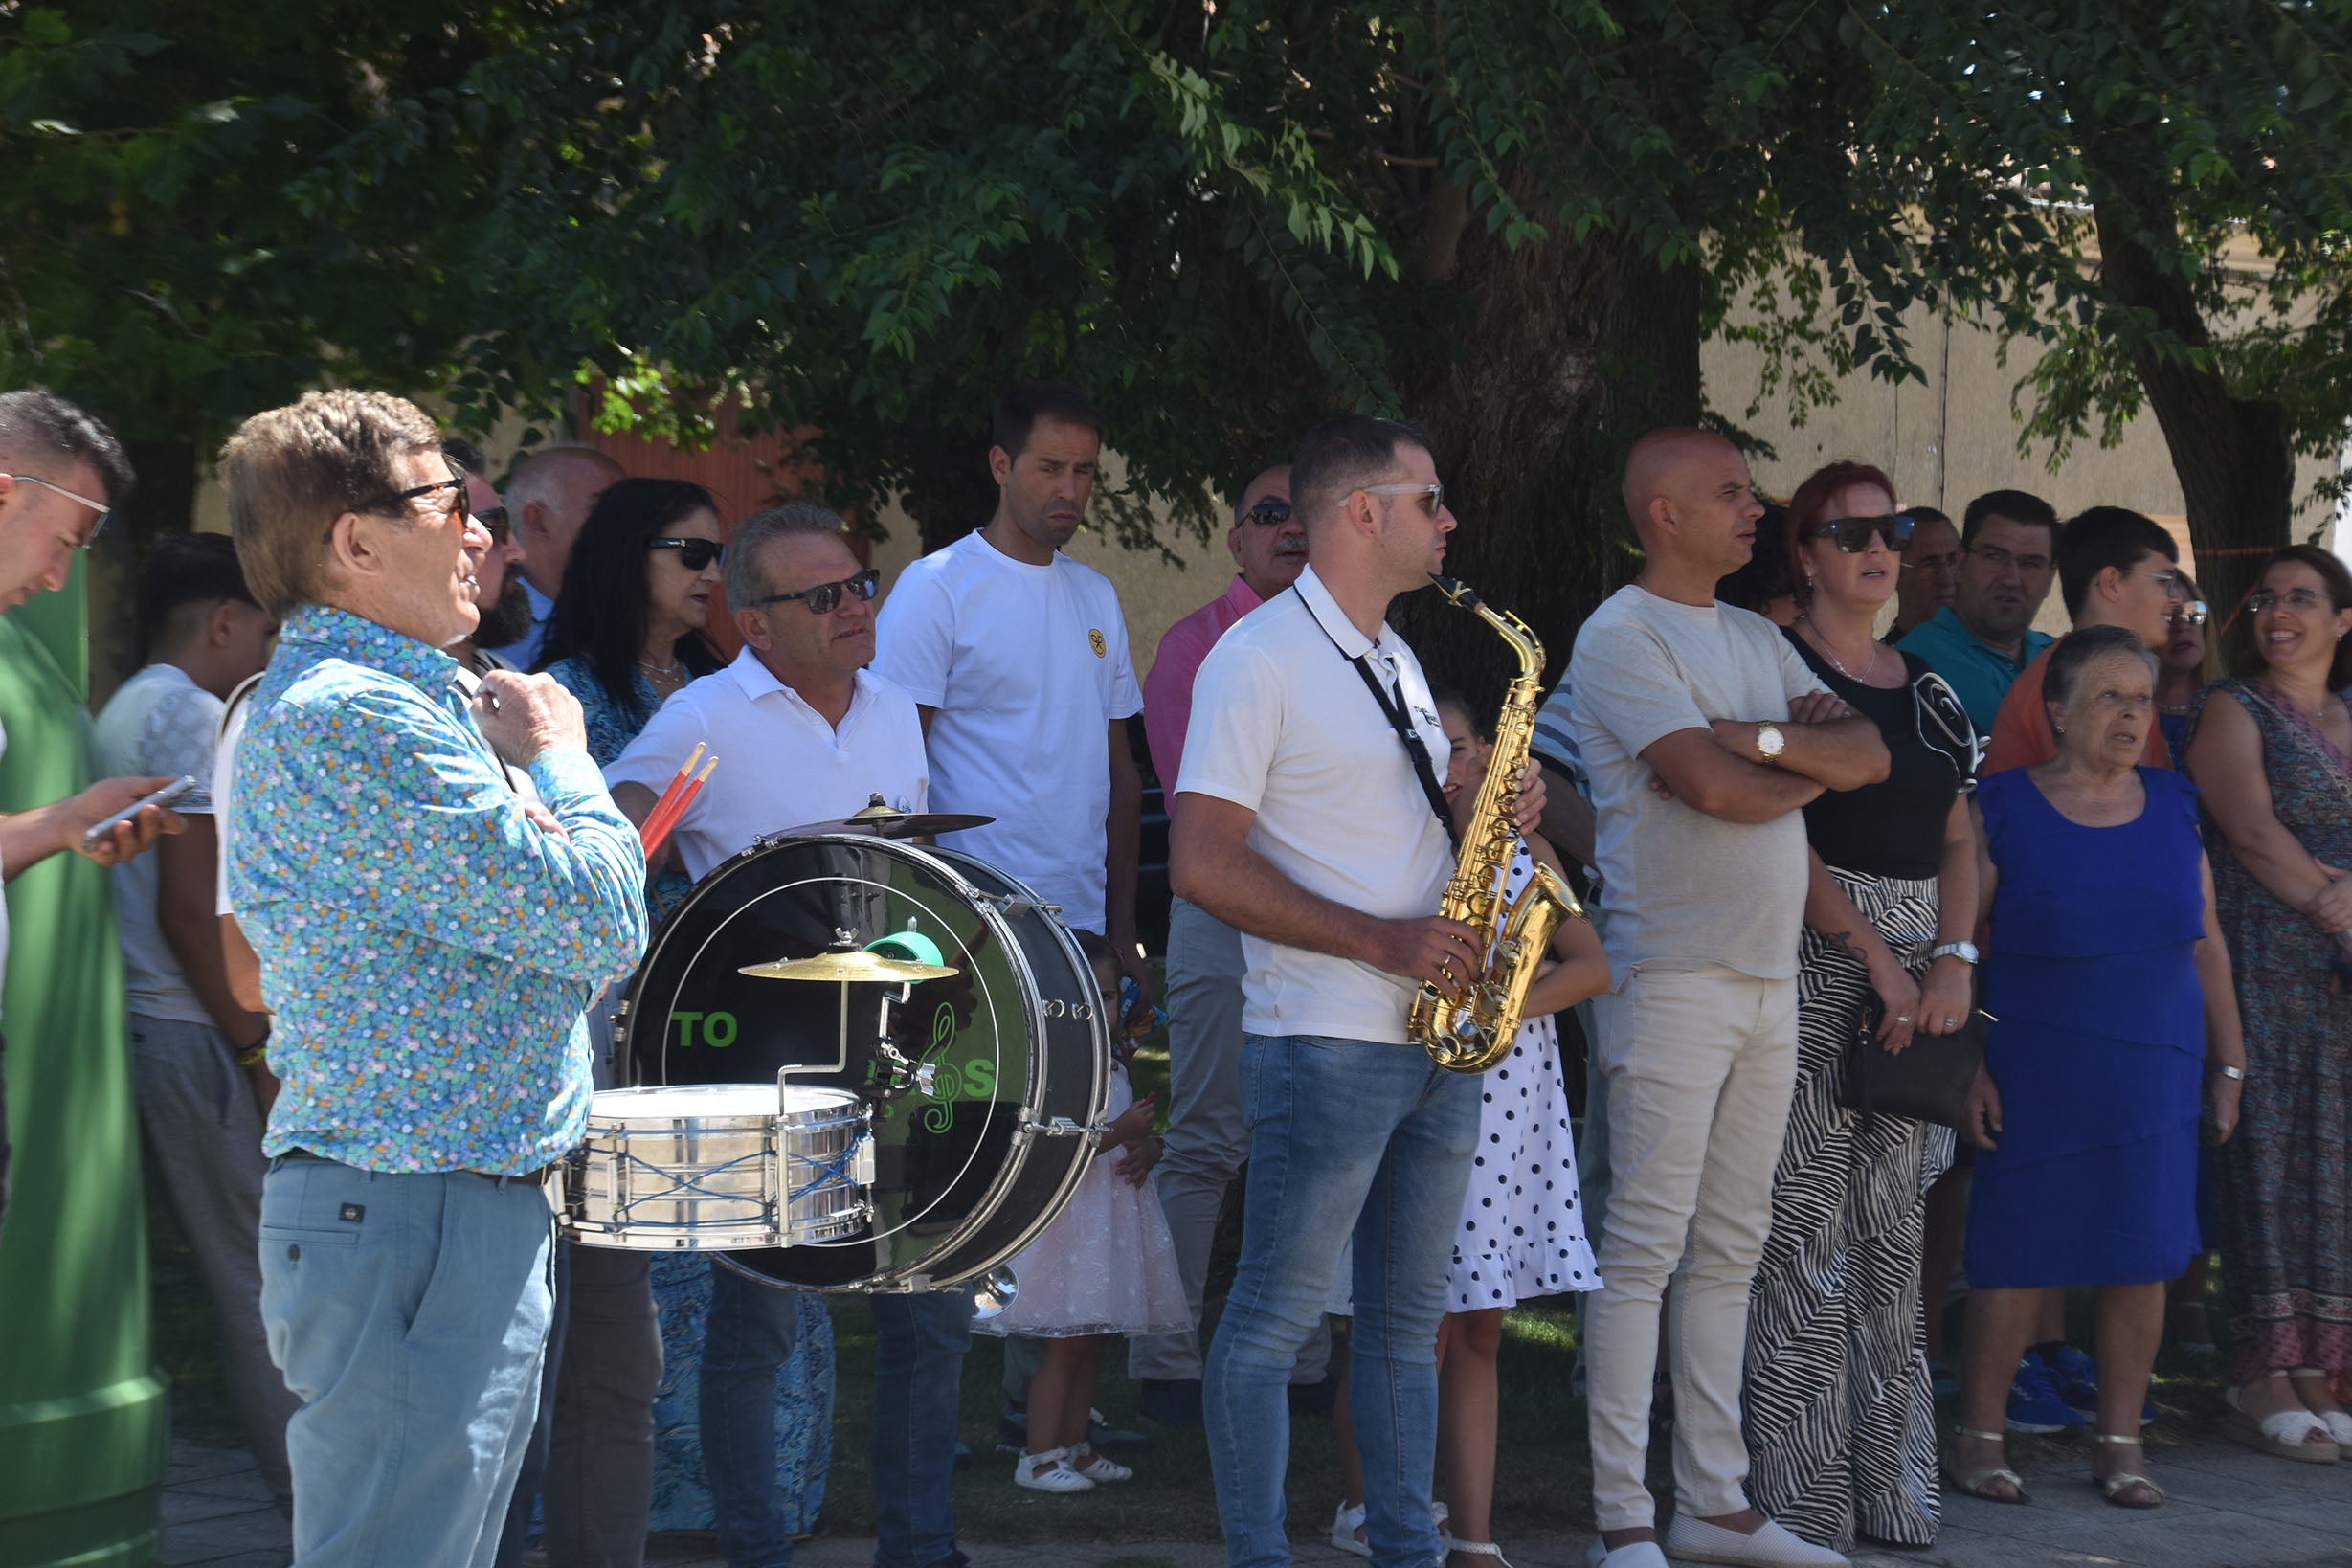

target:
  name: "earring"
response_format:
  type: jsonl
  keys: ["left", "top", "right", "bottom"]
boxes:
{"left": 2053, "top": 723, "right": 2065, "bottom": 735}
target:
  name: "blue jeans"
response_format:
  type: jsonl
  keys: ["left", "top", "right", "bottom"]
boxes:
{"left": 259, "top": 1159, "right": 556, "bottom": 1568}
{"left": 1204, "top": 1034, "right": 1480, "bottom": 1568}
{"left": 702, "top": 1262, "right": 973, "bottom": 1568}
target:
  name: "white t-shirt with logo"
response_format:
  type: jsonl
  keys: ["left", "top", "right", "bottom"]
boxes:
{"left": 95, "top": 662, "right": 226, "bottom": 1025}
{"left": 874, "top": 529, "right": 1142, "bottom": 932}
{"left": 1176, "top": 567, "right": 1454, "bottom": 1045}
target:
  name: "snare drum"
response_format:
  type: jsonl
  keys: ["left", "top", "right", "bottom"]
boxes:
{"left": 612, "top": 833, "right": 1109, "bottom": 1291}
{"left": 561, "top": 1084, "right": 872, "bottom": 1250}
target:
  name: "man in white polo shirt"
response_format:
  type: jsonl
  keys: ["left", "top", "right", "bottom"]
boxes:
{"left": 607, "top": 504, "right": 967, "bottom": 1568}
{"left": 1173, "top": 414, "right": 1542, "bottom": 1568}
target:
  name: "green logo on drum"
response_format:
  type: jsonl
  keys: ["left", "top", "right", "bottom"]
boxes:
{"left": 673, "top": 1011, "right": 738, "bottom": 1048}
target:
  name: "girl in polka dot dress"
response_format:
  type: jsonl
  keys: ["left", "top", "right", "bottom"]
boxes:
{"left": 1430, "top": 692, "right": 1609, "bottom": 1568}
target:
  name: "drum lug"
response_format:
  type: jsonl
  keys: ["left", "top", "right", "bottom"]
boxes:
{"left": 1019, "top": 1115, "right": 1099, "bottom": 1137}
{"left": 979, "top": 891, "right": 1063, "bottom": 920}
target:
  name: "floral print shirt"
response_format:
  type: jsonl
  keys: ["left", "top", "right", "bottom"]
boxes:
{"left": 230, "top": 606, "right": 649, "bottom": 1174}
{"left": 542, "top": 655, "right": 695, "bottom": 922}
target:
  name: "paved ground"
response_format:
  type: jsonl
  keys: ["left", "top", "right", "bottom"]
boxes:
{"left": 164, "top": 1431, "right": 2352, "bottom": 1568}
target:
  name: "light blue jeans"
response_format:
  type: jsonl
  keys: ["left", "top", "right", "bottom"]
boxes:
{"left": 259, "top": 1158, "right": 556, "bottom": 1568}
{"left": 1204, "top": 1034, "right": 1480, "bottom": 1568}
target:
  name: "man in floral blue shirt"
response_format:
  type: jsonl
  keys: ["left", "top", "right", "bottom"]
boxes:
{"left": 222, "top": 389, "right": 648, "bottom": 1568}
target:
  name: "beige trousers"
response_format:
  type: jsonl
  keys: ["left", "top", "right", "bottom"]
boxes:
{"left": 1581, "top": 963, "right": 1799, "bottom": 1533}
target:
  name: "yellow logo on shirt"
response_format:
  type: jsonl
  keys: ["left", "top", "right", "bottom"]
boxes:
{"left": 1088, "top": 628, "right": 1107, "bottom": 658}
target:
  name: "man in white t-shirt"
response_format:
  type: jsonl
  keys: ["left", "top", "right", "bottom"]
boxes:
{"left": 1570, "top": 430, "right": 1886, "bottom": 1568}
{"left": 0, "top": 389, "right": 183, "bottom": 1238}
{"left": 1174, "top": 414, "right": 1544, "bottom": 1568}
{"left": 610, "top": 503, "right": 969, "bottom": 1568}
{"left": 483, "top": 445, "right": 624, "bottom": 670}
{"left": 94, "top": 530, "right": 293, "bottom": 1502}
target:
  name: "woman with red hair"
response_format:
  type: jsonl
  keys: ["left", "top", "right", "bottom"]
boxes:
{"left": 1742, "top": 461, "right": 1982, "bottom": 1551}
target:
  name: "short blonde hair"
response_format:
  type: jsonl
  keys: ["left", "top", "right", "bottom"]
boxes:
{"left": 219, "top": 390, "right": 442, "bottom": 617}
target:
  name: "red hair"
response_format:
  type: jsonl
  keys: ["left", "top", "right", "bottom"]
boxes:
{"left": 1783, "top": 459, "right": 1898, "bottom": 600}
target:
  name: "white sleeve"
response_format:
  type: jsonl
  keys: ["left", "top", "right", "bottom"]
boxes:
{"left": 605, "top": 695, "right": 714, "bottom": 799}
{"left": 1570, "top": 619, "right": 1715, "bottom": 759}
{"left": 1172, "top": 640, "right": 1282, "bottom": 813}
{"left": 872, "top": 561, "right": 956, "bottom": 708}
{"left": 1105, "top": 596, "right": 1143, "bottom": 722}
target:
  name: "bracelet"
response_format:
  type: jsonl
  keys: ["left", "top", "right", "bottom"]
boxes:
{"left": 236, "top": 1024, "right": 272, "bottom": 1068}
{"left": 2211, "top": 1064, "right": 2246, "bottom": 1081}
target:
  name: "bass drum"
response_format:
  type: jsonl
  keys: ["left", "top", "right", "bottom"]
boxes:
{"left": 615, "top": 833, "right": 1109, "bottom": 1291}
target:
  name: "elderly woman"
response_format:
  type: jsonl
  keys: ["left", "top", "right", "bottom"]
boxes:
{"left": 1743, "top": 462, "right": 1979, "bottom": 1553}
{"left": 1950, "top": 626, "right": 2246, "bottom": 1510}
{"left": 2185, "top": 545, "right": 2352, "bottom": 1460}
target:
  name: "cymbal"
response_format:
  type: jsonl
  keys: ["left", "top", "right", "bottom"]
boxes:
{"left": 785, "top": 794, "right": 995, "bottom": 840}
{"left": 738, "top": 949, "right": 960, "bottom": 984}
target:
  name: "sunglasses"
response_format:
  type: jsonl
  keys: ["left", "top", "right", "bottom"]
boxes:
{"left": 1351, "top": 482, "right": 1445, "bottom": 517}
{"left": 8, "top": 472, "right": 114, "bottom": 545}
{"left": 1243, "top": 498, "right": 1294, "bottom": 526}
{"left": 2172, "top": 599, "right": 2210, "bottom": 628}
{"left": 648, "top": 537, "right": 725, "bottom": 571}
{"left": 474, "top": 505, "right": 510, "bottom": 546}
{"left": 1805, "top": 513, "right": 1915, "bottom": 553}
{"left": 752, "top": 567, "right": 882, "bottom": 615}
{"left": 356, "top": 472, "right": 469, "bottom": 525}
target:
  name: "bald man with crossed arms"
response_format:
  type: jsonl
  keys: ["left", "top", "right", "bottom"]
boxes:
{"left": 1570, "top": 430, "right": 1887, "bottom": 1568}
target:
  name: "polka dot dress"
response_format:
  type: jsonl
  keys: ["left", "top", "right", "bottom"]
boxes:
{"left": 1445, "top": 842, "right": 1600, "bottom": 1311}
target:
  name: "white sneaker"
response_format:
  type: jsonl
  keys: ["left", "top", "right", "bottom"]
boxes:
{"left": 1660, "top": 1516, "right": 1848, "bottom": 1567}
{"left": 1331, "top": 1502, "right": 1371, "bottom": 1557}
{"left": 1013, "top": 1447, "right": 1095, "bottom": 1493}
{"left": 1067, "top": 1444, "right": 1132, "bottom": 1483}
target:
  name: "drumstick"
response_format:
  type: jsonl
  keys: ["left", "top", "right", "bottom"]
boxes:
{"left": 637, "top": 742, "right": 706, "bottom": 852}
{"left": 642, "top": 756, "right": 718, "bottom": 861}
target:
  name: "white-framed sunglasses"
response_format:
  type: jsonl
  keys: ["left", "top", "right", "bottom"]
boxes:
{"left": 8, "top": 473, "right": 113, "bottom": 545}
{"left": 1347, "top": 482, "right": 1445, "bottom": 516}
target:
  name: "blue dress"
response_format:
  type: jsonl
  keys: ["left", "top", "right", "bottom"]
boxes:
{"left": 1964, "top": 766, "right": 2207, "bottom": 1288}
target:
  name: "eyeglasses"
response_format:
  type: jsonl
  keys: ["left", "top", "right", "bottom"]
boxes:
{"left": 648, "top": 537, "right": 725, "bottom": 571}
{"left": 1966, "top": 544, "right": 2053, "bottom": 575}
{"left": 752, "top": 567, "right": 882, "bottom": 615}
{"left": 1350, "top": 482, "right": 1445, "bottom": 517}
{"left": 2248, "top": 586, "right": 2333, "bottom": 614}
{"left": 1243, "top": 498, "right": 1293, "bottom": 526}
{"left": 9, "top": 473, "right": 114, "bottom": 544}
{"left": 2126, "top": 567, "right": 2185, "bottom": 598}
{"left": 1805, "top": 513, "right": 1915, "bottom": 553}
{"left": 2171, "top": 599, "right": 2210, "bottom": 628}
{"left": 475, "top": 505, "right": 510, "bottom": 546}
{"left": 356, "top": 473, "right": 469, "bottom": 525}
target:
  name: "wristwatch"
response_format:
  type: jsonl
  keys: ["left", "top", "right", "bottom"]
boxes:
{"left": 1755, "top": 722, "right": 1787, "bottom": 765}
{"left": 1929, "top": 941, "right": 1980, "bottom": 966}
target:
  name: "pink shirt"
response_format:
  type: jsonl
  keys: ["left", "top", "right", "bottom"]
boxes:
{"left": 1143, "top": 573, "right": 1266, "bottom": 781}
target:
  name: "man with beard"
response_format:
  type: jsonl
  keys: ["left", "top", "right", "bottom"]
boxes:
{"left": 1129, "top": 462, "right": 1333, "bottom": 1428}
{"left": 1896, "top": 491, "right": 2061, "bottom": 732}
{"left": 442, "top": 438, "right": 535, "bottom": 675}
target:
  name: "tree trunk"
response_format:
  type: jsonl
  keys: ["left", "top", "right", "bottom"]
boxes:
{"left": 87, "top": 437, "right": 200, "bottom": 708}
{"left": 1392, "top": 226, "right": 1704, "bottom": 718}
{"left": 2089, "top": 198, "right": 2295, "bottom": 633}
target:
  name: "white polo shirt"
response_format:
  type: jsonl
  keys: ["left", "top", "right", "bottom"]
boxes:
{"left": 873, "top": 528, "right": 1141, "bottom": 932}
{"left": 606, "top": 648, "right": 929, "bottom": 881}
{"left": 1175, "top": 566, "right": 1452, "bottom": 1045}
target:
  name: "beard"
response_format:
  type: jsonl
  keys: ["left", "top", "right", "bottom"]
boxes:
{"left": 472, "top": 577, "right": 534, "bottom": 648}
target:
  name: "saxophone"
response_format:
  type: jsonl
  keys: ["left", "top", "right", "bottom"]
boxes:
{"left": 1408, "top": 575, "right": 1589, "bottom": 1074}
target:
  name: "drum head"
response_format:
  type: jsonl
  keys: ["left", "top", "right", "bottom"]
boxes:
{"left": 616, "top": 834, "right": 1106, "bottom": 1289}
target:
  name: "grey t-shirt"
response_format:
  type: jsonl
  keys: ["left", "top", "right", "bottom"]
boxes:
{"left": 1568, "top": 586, "right": 1827, "bottom": 980}
{"left": 95, "top": 662, "right": 225, "bottom": 1025}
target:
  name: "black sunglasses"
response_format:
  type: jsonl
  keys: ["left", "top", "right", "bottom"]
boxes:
{"left": 1805, "top": 513, "right": 1915, "bottom": 553}
{"left": 356, "top": 473, "right": 469, "bottom": 524}
{"left": 648, "top": 537, "right": 724, "bottom": 571}
{"left": 475, "top": 505, "right": 510, "bottom": 546}
{"left": 752, "top": 567, "right": 882, "bottom": 615}
{"left": 1243, "top": 498, "right": 1293, "bottom": 526}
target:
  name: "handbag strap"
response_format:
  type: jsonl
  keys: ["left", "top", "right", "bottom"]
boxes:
{"left": 1293, "top": 587, "right": 1459, "bottom": 848}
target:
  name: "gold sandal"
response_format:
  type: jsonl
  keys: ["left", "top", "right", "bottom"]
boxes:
{"left": 1942, "top": 1425, "right": 2030, "bottom": 1504}
{"left": 2090, "top": 1432, "right": 2163, "bottom": 1510}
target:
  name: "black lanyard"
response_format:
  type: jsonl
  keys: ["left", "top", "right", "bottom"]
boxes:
{"left": 1292, "top": 587, "right": 1458, "bottom": 848}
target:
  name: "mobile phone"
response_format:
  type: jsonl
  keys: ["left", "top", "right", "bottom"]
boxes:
{"left": 80, "top": 775, "right": 196, "bottom": 853}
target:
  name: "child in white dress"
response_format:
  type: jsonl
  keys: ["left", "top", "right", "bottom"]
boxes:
{"left": 975, "top": 930, "right": 1188, "bottom": 1492}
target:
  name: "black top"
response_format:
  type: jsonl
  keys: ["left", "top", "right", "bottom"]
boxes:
{"left": 1785, "top": 629, "right": 1970, "bottom": 882}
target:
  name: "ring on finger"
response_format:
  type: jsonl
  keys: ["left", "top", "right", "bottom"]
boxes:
{"left": 1895, "top": 1014, "right": 1913, "bottom": 1023}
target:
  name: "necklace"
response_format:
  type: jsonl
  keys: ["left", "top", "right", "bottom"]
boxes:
{"left": 638, "top": 655, "right": 684, "bottom": 684}
{"left": 1803, "top": 618, "right": 1879, "bottom": 683}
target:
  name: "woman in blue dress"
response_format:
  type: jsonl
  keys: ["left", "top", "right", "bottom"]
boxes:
{"left": 1947, "top": 626, "right": 2247, "bottom": 1511}
{"left": 536, "top": 479, "right": 839, "bottom": 1543}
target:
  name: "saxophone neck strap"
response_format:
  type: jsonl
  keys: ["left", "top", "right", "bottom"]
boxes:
{"left": 1292, "top": 586, "right": 1459, "bottom": 850}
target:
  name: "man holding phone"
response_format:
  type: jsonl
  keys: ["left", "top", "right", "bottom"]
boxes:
{"left": 0, "top": 388, "right": 185, "bottom": 1235}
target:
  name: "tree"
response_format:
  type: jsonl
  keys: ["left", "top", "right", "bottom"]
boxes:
{"left": 0, "top": 2, "right": 499, "bottom": 687}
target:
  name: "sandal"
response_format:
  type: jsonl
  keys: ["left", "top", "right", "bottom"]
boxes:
{"left": 1066, "top": 1444, "right": 1132, "bottom": 1483}
{"left": 1330, "top": 1502, "right": 1371, "bottom": 1558}
{"left": 2289, "top": 1369, "right": 2352, "bottom": 1446}
{"left": 2089, "top": 1432, "right": 2162, "bottom": 1510}
{"left": 1013, "top": 1447, "right": 1095, "bottom": 1493}
{"left": 2225, "top": 1383, "right": 2341, "bottom": 1464}
{"left": 1445, "top": 1538, "right": 1513, "bottom": 1568}
{"left": 1941, "top": 1424, "right": 2030, "bottom": 1504}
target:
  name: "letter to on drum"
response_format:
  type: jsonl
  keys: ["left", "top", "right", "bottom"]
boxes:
{"left": 705, "top": 1011, "right": 738, "bottom": 1048}
{"left": 674, "top": 1012, "right": 704, "bottom": 1049}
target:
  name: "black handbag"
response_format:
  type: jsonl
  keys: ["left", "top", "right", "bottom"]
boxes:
{"left": 1840, "top": 998, "right": 1986, "bottom": 1129}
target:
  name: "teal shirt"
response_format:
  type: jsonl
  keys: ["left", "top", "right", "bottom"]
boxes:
{"left": 1895, "top": 606, "right": 2053, "bottom": 734}
{"left": 231, "top": 606, "right": 649, "bottom": 1174}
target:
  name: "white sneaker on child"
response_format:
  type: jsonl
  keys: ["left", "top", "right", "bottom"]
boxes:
{"left": 1014, "top": 1448, "right": 1096, "bottom": 1493}
{"left": 1067, "top": 1444, "right": 1132, "bottom": 1483}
